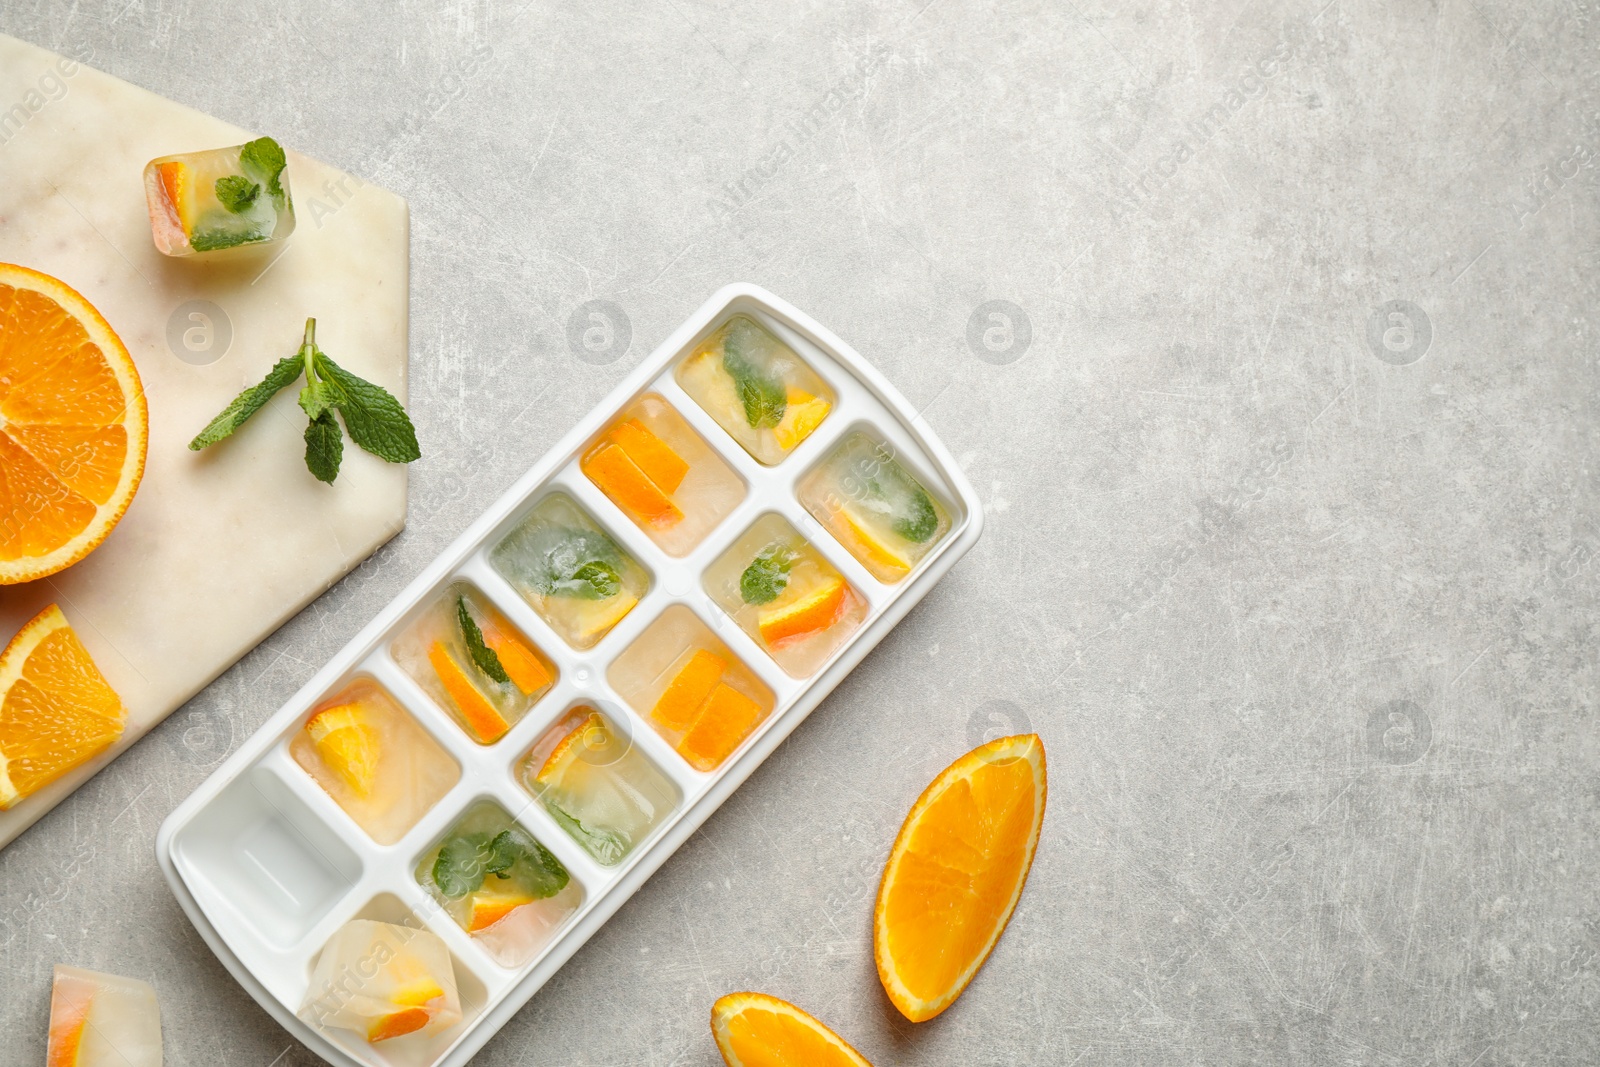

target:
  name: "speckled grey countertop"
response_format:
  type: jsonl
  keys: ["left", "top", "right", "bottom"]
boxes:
{"left": 2, "top": 2, "right": 1598, "bottom": 1064}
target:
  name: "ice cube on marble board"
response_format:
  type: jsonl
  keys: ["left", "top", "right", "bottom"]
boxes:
{"left": 391, "top": 582, "right": 557, "bottom": 745}
{"left": 489, "top": 493, "right": 651, "bottom": 650}
{"left": 289, "top": 679, "right": 460, "bottom": 845}
{"left": 703, "top": 513, "right": 866, "bottom": 677}
{"left": 609, "top": 605, "right": 775, "bottom": 771}
{"left": 414, "top": 800, "right": 583, "bottom": 968}
{"left": 519, "top": 706, "right": 679, "bottom": 864}
{"left": 299, "top": 920, "right": 462, "bottom": 1044}
{"left": 580, "top": 394, "right": 745, "bottom": 556}
{"left": 675, "top": 315, "right": 834, "bottom": 465}
{"left": 797, "top": 430, "right": 952, "bottom": 583}
{"left": 143, "top": 137, "right": 295, "bottom": 256}
{"left": 48, "top": 966, "right": 161, "bottom": 1067}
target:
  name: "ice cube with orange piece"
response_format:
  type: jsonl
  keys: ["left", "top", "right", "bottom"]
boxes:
{"left": 581, "top": 395, "right": 744, "bottom": 556}
{"left": 143, "top": 136, "right": 295, "bottom": 256}
{"left": 703, "top": 514, "right": 866, "bottom": 677}
{"left": 676, "top": 315, "right": 833, "bottom": 465}
{"left": 299, "top": 919, "right": 462, "bottom": 1043}
{"left": 520, "top": 707, "right": 679, "bottom": 865}
{"left": 47, "top": 965, "right": 161, "bottom": 1067}
{"left": 799, "top": 431, "right": 951, "bottom": 583}
{"left": 392, "top": 582, "right": 556, "bottom": 744}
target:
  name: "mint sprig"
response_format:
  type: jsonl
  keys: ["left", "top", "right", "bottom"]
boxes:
{"left": 740, "top": 542, "right": 796, "bottom": 605}
{"left": 239, "top": 136, "right": 288, "bottom": 203}
{"left": 457, "top": 597, "right": 510, "bottom": 685}
{"left": 188, "top": 318, "right": 420, "bottom": 484}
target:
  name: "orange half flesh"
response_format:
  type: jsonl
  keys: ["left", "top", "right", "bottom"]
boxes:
{"left": 711, "top": 992, "right": 874, "bottom": 1067}
{"left": 873, "top": 733, "right": 1047, "bottom": 1022}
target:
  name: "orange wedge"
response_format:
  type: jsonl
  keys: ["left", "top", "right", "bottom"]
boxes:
{"left": 0, "top": 265, "right": 148, "bottom": 584}
{"left": 478, "top": 618, "right": 551, "bottom": 695}
{"left": 874, "top": 734, "right": 1047, "bottom": 1022}
{"left": 833, "top": 508, "right": 912, "bottom": 580}
{"left": 678, "top": 683, "right": 762, "bottom": 771}
{"left": 772, "top": 388, "right": 830, "bottom": 452}
{"left": 46, "top": 984, "right": 90, "bottom": 1067}
{"left": 584, "top": 442, "right": 683, "bottom": 527}
{"left": 368, "top": 1008, "right": 429, "bottom": 1042}
{"left": 610, "top": 418, "right": 689, "bottom": 493}
{"left": 0, "top": 604, "right": 125, "bottom": 809}
{"left": 711, "top": 992, "right": 873, "bottom": 1067}
{"left": 758, "top": 577, "right": 847, "bottom": 646}
{"left": 537, "top": 710, "right": 605, "bottom": 784}
{"left": 651, "top": 648, "right": 726, "bottom": 730}
{"left": 429, "top": 642, "right": 510, "bottom": 743}
{"left": 467, "top": 882, "right": 537, "bottom": 932}
{"left": 305, "top": 704, "right": 380, "bottom": 796}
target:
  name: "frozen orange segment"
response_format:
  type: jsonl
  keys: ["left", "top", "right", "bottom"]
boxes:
{"left": 678, "top": 683, "right": 762, "bottom": 771}
{"left": 610, "top": 418, "right": 689, "bottom": 493}
{"left": 467, "top": 882, "right": 537, "bottom": 932}
{"left": 772, "top": 387, "right": 831, "bottom": 452}
{"left": 651, "top": 648, "right": 726, "bottom": 730}
{"left": 479, "top": 620, "right": 552, "bottom": 695}
{"left": 584, "top": 442, "right": 683, "bottom": 527}
{"left": 305, "top": 704, "right": 380, "bottom": 797}
{"left": 758, "top": 577, "right": 847, "bottom": 646}
{"left": 429, "top": 641, "right": 511, "bottom": 743}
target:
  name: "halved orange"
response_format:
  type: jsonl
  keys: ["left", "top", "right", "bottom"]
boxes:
{"left": 429, "top": 641, "right": 510, "bottom": 743}
{"left": 711, "top": 992, "right": 873, "bottom": 1067}
{"left": 0, "top": 604, "right": 126, "bottom": 809}
{"left": 678, "top": 683, "right": 762, "bottom": 771}
{"left": 583, "top": 442, "right": 682, "bottom": 527}
{"left": 758, "top": 577, "right": 846, "bottom": 646}
{"left": 651, "top": 647, "right": 726, "bottom": 730}
{"left": 874, "top": 733, "right": 1047, "bottom": 1022}
{"left": 305, "top": 703, "right": 380, "bottom": 796}
{"left": 0, "top": 264, "right": 147, "bottom": 584}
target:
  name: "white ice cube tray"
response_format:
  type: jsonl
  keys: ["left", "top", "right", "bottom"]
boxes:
{"left": 156, "top": 284, "right": 984, "bottom": 1067}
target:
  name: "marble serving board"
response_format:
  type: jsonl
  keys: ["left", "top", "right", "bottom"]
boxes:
{"left": 0, "top": 34, "right": 409, "bottom": 849}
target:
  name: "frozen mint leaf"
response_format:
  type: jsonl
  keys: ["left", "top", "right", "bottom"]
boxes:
{"left": 313, "top": 350, "right": 421, "bottom": 464}
{"left": 303, "top": 410, "right": 342, "bottom": 483}
{"left": 431, "top": 834, "right": 491, "bottom": 899}
{"left": 239, "top": 136, "right": 287, "bottom": 200}
{"left": 214, "top": 174, "right": 260, "bottom": 213}
{"left": 457, "top": 597, "right": 510, "bottom": 685}
{"left": 722, "top": 328, "right": 786, "bottom": 428}
{"left": 893, "top": 487, "right": 938, "bottom": 543}
{"left": 188, "top": 225, "right": 266, "bottom": 252}
{"left": 546, "top": 799, "right": 629, "bottom": 866}
{"left": 570, "top": 560, "right": 621, "bottom": 600}
{"left": 510, "top": 526, "right": 625, "bottom": 598}
{"left": 488, "top": 827, "right": 570, "bottom": 898}
{"left": 740, "top": 543, "right": 795, "bottom": 605}
{"left": 188, "top": 354, "right": 303, "bottom": 450}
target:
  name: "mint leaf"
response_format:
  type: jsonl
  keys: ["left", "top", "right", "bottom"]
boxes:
{"left": 487, "top": 827, "right": 570, "bottom": 898}
{"left": 188, "top": 354, "right": 303, "bottom": 450}
{"left": 431, "top": 833, "right": 491, "bottom": 899}
{"left": 215, "top": 175, "right": 260, "bottom": 213}
{"left": 239, "top": 136, "right": 287, "bottom": 200}
{"left": 893, "top": 487, "right": 938, "bottom": 542}
{"left": 303, "top": 410, "right": 342, "bottom": 483}
{"left": 508, "top": 525, "right": 625, "bottom": 599}
{"left": 722, "top": 325, "right": 786, "bottom": 428}
{"left": 457, "top": 597, "right": 510, "bottom": 685}
{"left": 740, "top": 543, "right": 795, "bottom": 605}
{"left": 546, "top": 799, "right": 629, "bottom": 866}
{"left": 313, "top": 351, "right": 421, "bottom": 464}
{"left": 188, "top": 225, "right": 266, "bottom": 252}
{"left": 298, "top": 377, "right": 336, "bottom": 422}
{"left": 570, "top": 560, "right": 621, "bottom": 600}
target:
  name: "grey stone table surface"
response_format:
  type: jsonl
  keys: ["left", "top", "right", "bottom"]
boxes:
{"left": 2, "top": 1, "right": 1597, "bottom": 1064}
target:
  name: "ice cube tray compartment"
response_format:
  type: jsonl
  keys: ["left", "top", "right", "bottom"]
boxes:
{"left": 158, "top": 285, "right": 983, "bottom": 1067}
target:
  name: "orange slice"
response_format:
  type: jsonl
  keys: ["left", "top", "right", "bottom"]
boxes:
{"left": 367, "top": 1006, "right": 431, "bottom": 1042}
{"left": 651, "top": 648, "right": 726, "bottom": 731}
{"left": 429, "top": 642, "right": 510, "bottom": 743}
{"left": 0, "top": 265, "right": 148, "bottom": 584}
{"left": 757, "top": 577, "right": 846, "bottom": 646}
{"left": 478, "top": 618, "right": 551, "bottom": 695}
{"left": 46, "top": 982, "right": 91, "bottom": 1067}
{"left": 305, "top": 704, "right": 380, "bottom": 797}
{"left": 874, "top": 734, "right": 1047, "bottom": 1022}
{"left": 467, "top": 882, "right": 537, "bottom": 932}
{"left": 772, "top": 388, "right": 830, "bottom": 452}
{"left": 0, "top": 604, "right": 125, "bottom": 809}
{"left": 711, "top": 992, "right": 873, "bottom": 1067}
{"left": 583, "top": 442, "right": 683, "bottom": 527}
{"left": 678, "top": 683, "right": 762, "bottom": 771}
{"left": 572, "top": 590, "right": 638, "bottom": 643}
{"left": 536, "top": 710, "right": 606, "bottom": 785}
{"left": 833, "top": 508, "right": 912, "bottom": 580}
{"left": 610, "top": 418, "right": 688, "bottom": 493}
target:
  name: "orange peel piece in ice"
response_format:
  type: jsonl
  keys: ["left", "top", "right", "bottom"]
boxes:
{"left": 651, "top": 648, "right": 726, "bottom": 731}
{"left": 583, "top": 442, "right": 683, "bottom": 527}
{"left": 678, "top": 683, "right": 762, "bottom": 771}
{"left": 757, "top": 577, "right": 847, "bottom": 646}
{"left": 609, "top": 418, "right": 689, "bottom": 493}
{"left": 430, "top": 641, "right": 511, "bottom": 743}
{"left": 478, "top": 618, "right": 552, "bottom": 696}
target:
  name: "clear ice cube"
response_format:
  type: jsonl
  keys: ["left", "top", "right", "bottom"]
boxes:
{"left": 289, "top": 679, "right": 460, "bottom": 845}
{"left": 392, "top": 582, "right": 557, "bottom": 744}
{"left": 489, "top": 493, "right": 650, "bottom": 650}
{"left": 143, "top": 137, "right": 295, "bottom": 256}
{"left": 704, "top": 513, "right": 866, "bottom": 677}
{"left": 675, "top": 315, "right": 833, "bottom": 465}
{"left": 48, "top": 966, "right": 161, "bottom": 1067}
{"left": 520, "top": 706, "right": 679, "bottom": 864}
{"left": 415, "top": 801, "right": 582, "bottom": 968}
{"left": 299, "top": 919, "right": 462, "bottom": 1044}
{"left": 580, "top": 393, "right": 745, "bottom": 556}
{"left": 798, "top": 430, "right": 951, "bottom": 583}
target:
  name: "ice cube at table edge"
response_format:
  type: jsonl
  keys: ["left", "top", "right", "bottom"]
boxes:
{"left": 49, "top": 965, "right": 161, "bottom": 1067}
{"left": 144, "top": 137, "right": 295, "bottom": 256}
